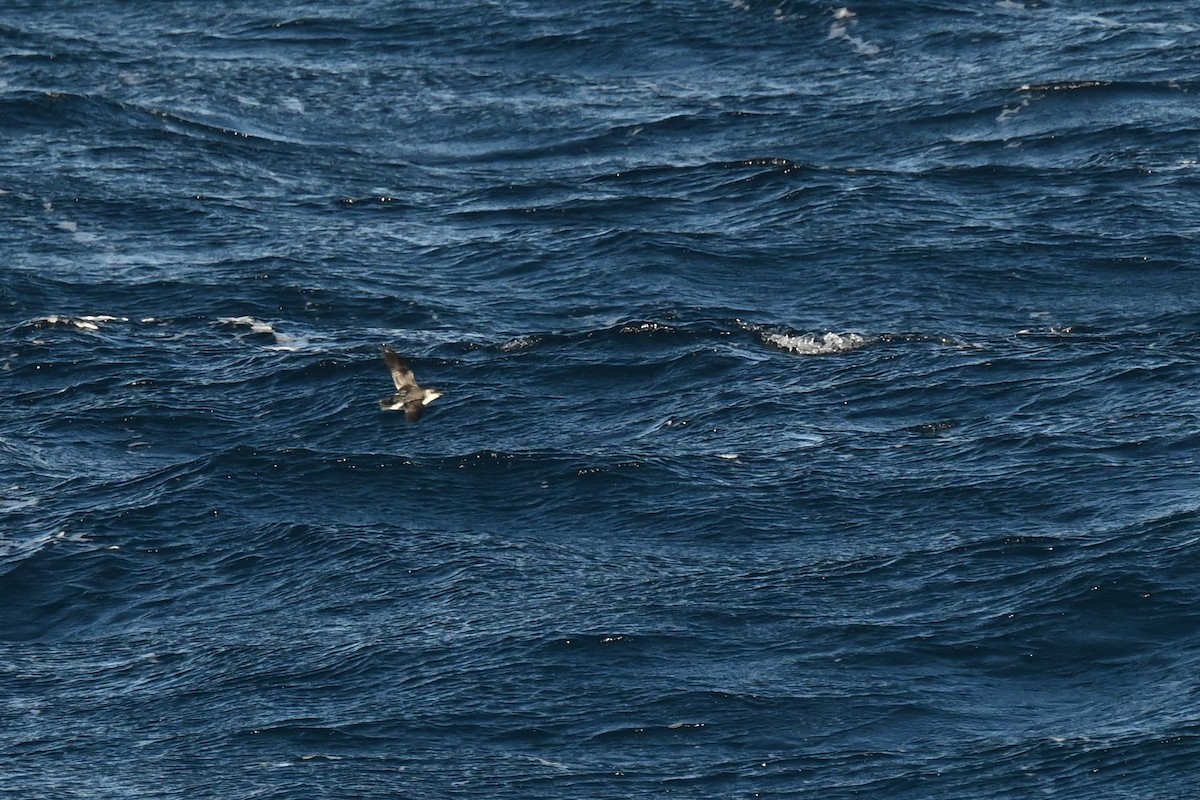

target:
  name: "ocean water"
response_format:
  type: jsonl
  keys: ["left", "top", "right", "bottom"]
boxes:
{"left": 3, "top": 1, "right": 1200, "bottom": 797}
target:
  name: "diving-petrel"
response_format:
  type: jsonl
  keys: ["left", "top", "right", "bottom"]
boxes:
{"left": 379, "top": 346, "right": 442, "bottom": 423}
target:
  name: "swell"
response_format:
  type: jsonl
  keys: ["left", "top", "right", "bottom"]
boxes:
{"left": 7, "top": 305, "right": 1195, "bottom": 469}
{"left": 441, "top": 109, "right": 776, "bottom": 167}
{"left": 897, "top": 79, "right": 1200, "bottom": 168}
{"left": 0, "top": 90, "right": 296, "bottom": 150}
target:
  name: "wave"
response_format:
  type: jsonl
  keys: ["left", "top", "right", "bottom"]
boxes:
{"left": 7, "top": 303, "right": 986, "bottom": 371}
{"left": 1017, "top": 79, "right": 1198, "bottom": 94}
{"left": 0, "top": 89, "right": 329, "bottom": 161}
{"left": 762, "top": 330, "right": 870, "bottom": 355}
{"left": 218, "top": 316, "right": 308, "bottom": 351}
{"left": 27, "top": 314, "right": 128, "bottom": 332}
{"left": 0, "top": 91, "right": 143, "bottom": 138}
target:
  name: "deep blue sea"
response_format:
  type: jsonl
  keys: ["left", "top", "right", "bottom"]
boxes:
{"left": 3, "top": 1, "right": 1200, "bottom": 797}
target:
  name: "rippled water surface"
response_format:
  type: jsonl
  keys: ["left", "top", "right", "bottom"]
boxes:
{"left": 3, "top": 2, "right": 1200, "bottom": 797}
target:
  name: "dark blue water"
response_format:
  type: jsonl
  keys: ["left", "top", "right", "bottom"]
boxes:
{"left": 4, "top": 2, "right": 1200, "bottom": 796}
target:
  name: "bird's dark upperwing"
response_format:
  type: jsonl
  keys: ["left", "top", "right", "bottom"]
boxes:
{"left": 404, "top": 400, "right": 425, "bottom": 424}
{"left": 382, "top": 346, "right": 419, "bottom": 391}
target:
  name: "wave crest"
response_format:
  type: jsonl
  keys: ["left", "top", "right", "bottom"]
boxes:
{"left": 763, "top": 331, "right": 870, "bottom": 355}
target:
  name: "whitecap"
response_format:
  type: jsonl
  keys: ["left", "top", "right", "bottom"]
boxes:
{"left": 828, "top": 11, "right": 880, "bottom": 56}
{"left": 763, "top": 331, "right": 870, "bottom": 355}
{"left": 34, "top": 314, "right": 128, "bottom": 332}
{"left": 219, "top": 316, "right": 305, "bottom": 351}
{"left": 619, "top": 321, "right": 674, "bottom": 334}
{"left": 997, "top": 98, "right": 1030, "bottom": 122}
{"left": 500, "top": 336, "right": 538, "bottom": 352}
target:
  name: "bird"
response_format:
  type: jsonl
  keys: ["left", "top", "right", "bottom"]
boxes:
{"left": 379, "top": 346, "right": 442, "bottom": 423}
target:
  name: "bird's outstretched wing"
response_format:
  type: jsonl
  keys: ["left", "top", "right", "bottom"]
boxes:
{"left": 404, "top": 401, "right": 426, "bottom": 424}
{"left": 382, "top": 346, "right": 419, "bottom": 391}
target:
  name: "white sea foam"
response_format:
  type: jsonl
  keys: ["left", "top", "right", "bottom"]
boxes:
{"left": 1, "top": 496, "right": 39, "bottom": 513}
{"left": 997, "top": 97, "right": 1030, "bottom": 122}
{"left": 763, "top": 331, "right": 870, "bottom": 355}
{"left": 220, "top": 316, "right": 305, "bottom": 351}
{"left": 828, "top": 9, "right": 880, "bottom": 56}
{"left": 500, "top": 336, "right": 538, "bottom": 352}
{"left": 619, "top": 321, "right": 674, "bottom": 334}
{"left": 1, "top": 525, "right": 96, "bottom": 561}
{"left": 35, "top": 314, "right": 128, "bottom": 331}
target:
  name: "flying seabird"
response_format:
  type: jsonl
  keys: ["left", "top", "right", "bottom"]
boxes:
{"left": 379, "top": 346, "right": 442, "bottom": 423}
